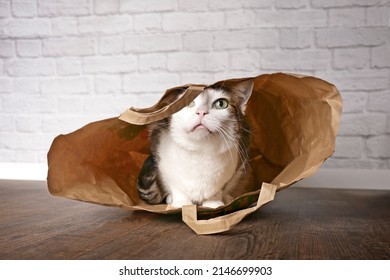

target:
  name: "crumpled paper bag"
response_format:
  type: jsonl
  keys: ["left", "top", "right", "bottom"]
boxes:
{"left": 47, "top": 73, "right": 342, "bottom": 234}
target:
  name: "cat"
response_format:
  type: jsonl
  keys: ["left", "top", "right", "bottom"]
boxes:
{"left": 137, "top": 79, "right": 254, "bottom": 208}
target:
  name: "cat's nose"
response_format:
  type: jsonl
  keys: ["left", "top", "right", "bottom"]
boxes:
{"left": 196, "top": 110, "right": 208, "bottom": 118}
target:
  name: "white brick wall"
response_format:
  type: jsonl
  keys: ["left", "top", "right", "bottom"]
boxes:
{"left": 0, "top": 0, "right": 389, "bottom": 170}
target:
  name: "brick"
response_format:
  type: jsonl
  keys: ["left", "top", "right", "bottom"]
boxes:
{"left": 83, "top": 55, "right": 137, "bottom": 74}
{"left": 333, "top": 48, "right": 370, "bottom": 70}
{"left": 213, "top": 71, "right": 256, "bottom": 82}
{"left": 43, "top": 38, "right": 96, "bottom": 57}
{"left": 0, "top": 150, "right": 15, "bottom": 161}
{"left": 280, "top": 28, "right": 313, "bottom": 49}
{"left": 84, "top": 97, "right": 117, "bottom": 114}
{"left": 367, "top": 136, "right": 390, "bottom": 158}
{"left": 162, "top": 12, "right": 224, "bottom": 32}
{"left": 276, "top": 0, "right": 307, "bottom": 9}
{"left": 99, "top": 35, "right": 123, "bottom": 55}
{"left": 0, "top": 78, "right": 12, "bottom": 93}
{"left": 135, "top": 93, "right": 161, "bottom": 108}
{"left": 56, "top": 59, "right": 82, "bottom": 76}
{"left": 16, "top": 151, "right": 40, "bottom": 162}
{"left": 134, "top": 14, "right": 162, "bottom": 31}
{"left": 323, "top": 158, "right": 387, "bottom": 169}
{"left": 231, "top": 50, "right": 261, "bottom": 71}
{"left": 15, "top": 116, "right": 42, "bottom": 133}
{"left": 2, "top": 132, "right": 53, "bottom": 150}
{"left": 2, "top": 95, "right": 57, "bottom": 114}
{"left": 297, "top": 50, "right": 329, "bottom": 71}
{"left": 178, "top": 0, "right": 208, "bottom": 11}
{"left": 311, "top": 0, "right": 383, "bottom": 8}
{"left": 180, "top": 72, "right": 215, "bottom": 85}
{"left": 43, "top": 116, "right": 101, "bottom": 136}
{"left": 208, "top": 0, "right": 242, "bottom": 10}
{"left": 120, "top": 0, "right": 177, "bottom": 13}
{"left": 0, "top": 40, "right": 15, "bottom": 57}
{"left": 316, "top": 28, "right": 389, "bottom": 48}
{"left": 387, "top": 116, "right": 390, "bottom": 134}
{"left": 372, "top": 45, "right": 390, "bottom": 68}
{"left": 323, "top": 70, "right": 389, "bottom": 92}
{"left": 182, "top": 32, "right": 213, "bottom": 51}
{"left": 167, "top": 52, "right": 205, "bottom": 72}
{"left": 123, "top": 73, "right": 180, "bottom": 93}
{"left": 254, "top": 10, "right": 292, "bottom": 27}
{"left": 0, "top": 1, "right": 10, "bottom": 18}
{"left": 12, "top": 1, "right": 38, "bottom": 18}
{"left": 12, "top": 78, "right": 40, "bottom": 94}
{"left": 38, "top": 0, "right": 91, "bottom": 17}
{"left": 124, "top": 34, "right": 181, "bottom": 53}
{"left": 338, "top": 113, "right": 387, "bottom": 136}
{"left": 94, "top": 0, "right": 119, "bottom": 15}
{"left": 0, "top": 115, "right": 15, "bottom": 132}
{"left": 367, "top": 91, "right": 390, "bottom": 113}
{"left": 84, "top": 95, "right": 137, "bottom": 114}
{"left": 51, "top": 18, "right": 78, "bottom": 36}
{"left": 1, "top": 19, "right": 51, "bottom": 37}
{"left": 78, "top": 15, "right": 133, "bottom": 34}
{"left": 329, "top": 8, "right": 365, "bottom": 27}
{"left": 367, "top": 7, "right": 390, "bottom": 27}
{"left": 94, "top": 75, "right": 122, "bottom": 94}
{"left": 214, "top": 29, "right": 278, "bottom": 50}
{"left": 293, "top": 10, "right": 327, "bottom": 27}
{"left": 333, "top": 136, "right": 364, "bottom": 158}
{"left": 5, "top": 58, "right": 55, "bottom": 76}
{"left": 204, "top": 52, "right": 229, "bottom": 72}
{"left": 243, "top": 0, "right": 273, "bottom": 8}
{"left": 16, "top": 40, "right": 42, "bottom": 57}
{"left": 226, "top": 10, "right": 256, "bottom": 29}
{"left": 261, "top": 50, "right": 298, "bottom": 71}
{"left": 57, "top": 97, "right": 84, "bottom": 114}
{"left": 256, "top": 10, "right": 326, "bottom": 28}
{"left": 341, "top": 92, "right": 367, "bottom": 113}
{"left": 167, "top": 52, "right": 229, "bottom": 72}
{"left": 139, "top": 53, "right": 166, "bottom": 72}
{"left": 41, "top": 77, "right": 90, "bottom": 94}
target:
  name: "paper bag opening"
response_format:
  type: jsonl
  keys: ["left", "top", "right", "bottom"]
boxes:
{"left": 47, "top": 73, "right": 342, "bottom": 234}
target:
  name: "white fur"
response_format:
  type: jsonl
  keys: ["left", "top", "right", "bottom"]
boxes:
{"left": 157, "top": 89, "right": 240, "bottom": 208}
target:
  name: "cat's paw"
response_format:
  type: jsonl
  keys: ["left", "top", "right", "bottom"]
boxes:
{"left": 170, "top": 200, "right": 192, "bottom": 209}
{"left": 202, "top": 200, "right": 224, "bottom": 209}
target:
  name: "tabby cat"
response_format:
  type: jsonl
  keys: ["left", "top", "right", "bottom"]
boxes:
{"left": 137, "top": 80, "right": 253, "bottom": 208}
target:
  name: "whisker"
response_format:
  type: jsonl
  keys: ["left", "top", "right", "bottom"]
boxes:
{"left": 216, "top": 123, "right": 251, "bottom": 173}
{"left": 215, "top": 126, "right": 236, "bottom": 165}
{"left": 215, "top": 124, "right": 249, "bottom": 173}
{"left": 217, "top": 118, "right": 255, "bottom": 136}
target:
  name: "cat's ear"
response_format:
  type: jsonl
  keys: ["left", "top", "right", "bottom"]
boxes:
{"left": 233, "top": 79, "right": 254, "bottom": 114}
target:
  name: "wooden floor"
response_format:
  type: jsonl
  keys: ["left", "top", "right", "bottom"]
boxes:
{"left": 0, "top": 180, "right": 389, "bottom": 260}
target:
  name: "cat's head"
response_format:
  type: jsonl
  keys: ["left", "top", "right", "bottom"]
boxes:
{"left": 169, "top": 79, "right": 253, "bottom": 152}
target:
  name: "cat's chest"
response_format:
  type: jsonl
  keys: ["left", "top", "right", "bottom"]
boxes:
{"left": 158, "top": 138, "right": 238, "bottom": 190}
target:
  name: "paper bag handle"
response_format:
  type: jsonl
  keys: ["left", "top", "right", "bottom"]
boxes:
{"left": 182, "top": 183, "right": 277, "bottom": 235}
{"left": 119, "top": 85, "right": 205, "bottom": 125}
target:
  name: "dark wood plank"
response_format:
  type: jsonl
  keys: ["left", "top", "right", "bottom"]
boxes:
{"left": 0, "top": 180, "right": 389, "bottom": 259}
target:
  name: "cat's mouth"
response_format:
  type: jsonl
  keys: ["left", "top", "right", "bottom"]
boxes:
{"left": 191, "top": 123, "right": 212, "bottom": 133}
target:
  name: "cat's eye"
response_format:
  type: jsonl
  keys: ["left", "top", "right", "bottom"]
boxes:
{"left": 187, "top": 101, "right": 195, "bottom": 108}
{"left": 213, "top": 98, "right": 229, "bottom": 109}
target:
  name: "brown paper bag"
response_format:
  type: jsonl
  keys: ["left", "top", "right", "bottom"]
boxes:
{"left": 47, "top": 73, "right": 342, "bottom": 234}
